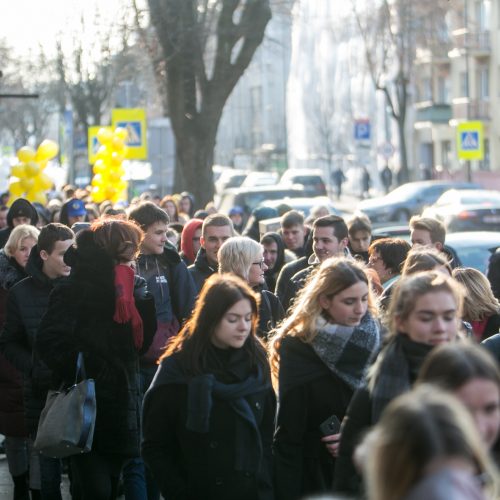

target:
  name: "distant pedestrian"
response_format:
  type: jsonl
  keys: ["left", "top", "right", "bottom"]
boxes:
{"left": 380, "top": 165, "right": 393, "bottom": 194}
{"left": 332, "top": 168, "right": 346, "bottom": 200}
{"left": 361, "top": 167, "right": 371, "bottom": 199}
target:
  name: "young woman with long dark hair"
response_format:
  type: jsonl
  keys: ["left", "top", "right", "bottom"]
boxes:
{"left": 142, "top": 273, "right": 275, "bottom": 500}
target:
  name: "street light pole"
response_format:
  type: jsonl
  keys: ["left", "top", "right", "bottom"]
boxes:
{"left": 464, "top": 0, "right": 472, "bottom": 182}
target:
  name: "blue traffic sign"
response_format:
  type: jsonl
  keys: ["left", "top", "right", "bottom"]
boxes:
{"left": 354, "top": 120, "right": 371, "bottom": 141}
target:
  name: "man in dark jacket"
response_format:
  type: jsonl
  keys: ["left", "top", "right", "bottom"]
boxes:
{"left": 0, "top": 198, "right": 39, "bottom": 249}
{"left": 127, "top": 201, "right": 197, "bottom": 498}
{"left": 261, "top": 232, "right": 287, "bottom": 292}
{"left": 188, "top": 214, "right": 235, "bottom": 292}
{"left": 280, "top": 215, "right": 349, "bottom": 311}
{"left": 0, "top": 223, "right": 74, "bottom": 500}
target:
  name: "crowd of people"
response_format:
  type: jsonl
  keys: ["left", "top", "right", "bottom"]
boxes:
{"left": 0, "top": 184, "right": 498, "bottom": 500}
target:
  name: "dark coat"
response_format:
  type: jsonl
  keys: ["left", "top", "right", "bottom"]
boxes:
{"left": 273, "top": 336, "right": 354, "bottom": 500}
{"left": 488, "top": 250, "right": 500, "bottom": 300}
{"left": 280, "top": 264, "right": 315, "bottom": 313}
{"left": 0, "top": 246, "right": 60, "bottom": 435}
{"left": 188, "top": 248, "right": 217, "bottom": 292}
{"left": 258, "top": 289, "right": 284, "bottom": 341}
{"left": 0, "top": 199, "right": 39, "bottom": 249}
{"left": 275, "top": 257, "right": 309, "bottom": 310}
{"left": 36, "top": 230, "right": 156, "bottom": 457}
{"left": 0, "top": 251, "right": 29, "bottom": 437}
{"left": 142, "top": 346, "right": 276, "bottom": 500}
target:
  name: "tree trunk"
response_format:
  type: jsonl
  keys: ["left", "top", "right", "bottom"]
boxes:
{"left": 397, "top": 116, "right": 409, "bottom": 184}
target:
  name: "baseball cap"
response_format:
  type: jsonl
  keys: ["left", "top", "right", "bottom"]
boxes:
{"left": 67, "top": 199, "right": 87, "bottom": 218}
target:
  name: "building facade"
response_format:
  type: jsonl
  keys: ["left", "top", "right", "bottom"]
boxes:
{"left": 413, "top": 0, "right": 500, "bottom": 185}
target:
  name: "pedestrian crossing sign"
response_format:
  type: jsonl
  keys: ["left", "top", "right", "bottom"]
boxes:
{"left": 111, "top": 108, "right": 148, "bottom": 159}
{"left": 457, "top": 121, "right": 484, "bottom": 160}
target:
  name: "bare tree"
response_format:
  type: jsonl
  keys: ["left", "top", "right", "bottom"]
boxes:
{"left": 352, "top": 0, "right": 449, "bottom": 183}
{"left": 134, "top": 0, "right": 272, "bottom": 206}
{"left": 0, "top": 42, "right": 55, "bottom": 148}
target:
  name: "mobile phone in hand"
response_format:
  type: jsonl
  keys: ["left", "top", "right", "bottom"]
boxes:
{"left": 319, "top": 414, "right": 341, "bottom": 436}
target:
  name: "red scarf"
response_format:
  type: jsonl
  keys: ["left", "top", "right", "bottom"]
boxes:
{"left": 113, "top": 264, "right": 143, "bottom": 349}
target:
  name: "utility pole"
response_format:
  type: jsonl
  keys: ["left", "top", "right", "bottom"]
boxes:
{"left": 463, "top": 0, "right": 472, "bottom": 182}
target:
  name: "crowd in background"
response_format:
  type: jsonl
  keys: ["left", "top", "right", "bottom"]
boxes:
{"left": 0, "top": 183, "right": 498, "bottom": 500}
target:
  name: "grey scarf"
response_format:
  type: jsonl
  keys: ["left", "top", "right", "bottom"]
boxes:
{"left": 311, "top": 313, "right": 380, "bottom": 390}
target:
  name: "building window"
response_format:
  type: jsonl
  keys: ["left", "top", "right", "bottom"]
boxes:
{"left": 437, "top": 76, "right": 450, "bottom": 103}
{"left": 459, "top": 72, "right": 469, "bottom": 97}
{"left": 441, "top": 140, "right": 451, "bottom": 168}
{"left": 477, "top": 67, "right": 490, "bottom": 99}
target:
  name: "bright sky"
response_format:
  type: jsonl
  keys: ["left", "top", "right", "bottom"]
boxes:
{"left": 1, "top": 0, "right": 130, "bottom": 57}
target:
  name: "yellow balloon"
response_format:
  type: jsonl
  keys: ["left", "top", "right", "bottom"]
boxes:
{"left": 109, "top": 171, "right": 122, "bottom": 183}
{"left": 9, "top": 181, "right": 25, "bottom": 197}
{"left": 36, "top": 140, "right": 59, "bottom": 162}
{"left": 110, "top": 152, "right": 124, "bottom": 167}
{"left": 91, "top": 174, "right": 103, "bottom": 187}
{"left": 97, "top": 127, "right": 113, "bottom": 145}
{"left": 17, "top": 146, "right": 36, "bottom": 163}
{"left": 26, "top": 189, "right": 47, "bottom": 205}
{"left": 96, "top": 145, "right": 111, "bottom": 162}
{"left": 24, "top": 161, "right": 41, "bottom": 177}
{"left": 38, "top": 160, "right": 48, "bottom": 170}
{"left": 20, "top": 178, "right": 35, "bottom": 191}
{"left": 90, "top": 186, "right": 106, "bottom": 204}
{"left": 114, "top": 127, "right": 128, "bottom": 142}
{"left": 93, "top": 159, "right": 106, "bottom": 175}
{"left": 105, "top": 186, "right": 117, "bottom": 199}
{"left": 33, "top": 172, "right": 53, "bottom": 191}
{"left": 11, "top": 164, "right": 26, "bottom": 178}
{"left": 111, "top": 137, "right": 125, "bottom": 152}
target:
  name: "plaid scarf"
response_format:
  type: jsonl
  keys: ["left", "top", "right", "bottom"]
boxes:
{"left": 311, "top": 313, "right": 380, "bottom": 390}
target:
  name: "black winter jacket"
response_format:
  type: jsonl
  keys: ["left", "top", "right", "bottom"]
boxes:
{"left": 0, "top": 199, "right": 39, "bottom": 249}
{"left": 0, "top": 246, "right": 61, "bottom": 434}
{"left": 188, "top": 248, "right": 216, "bottom": 292}
{"left": 273, "top": 336, "right": 354, "bottom": 500}
{"left": 142, "top": 345, "right": 275, "bottom": 500}
{"left": 36, "top": 230, "right": 157, "bottom": 457}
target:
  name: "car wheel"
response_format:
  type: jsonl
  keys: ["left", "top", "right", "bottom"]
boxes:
{"left": 394, "top": 209, "right": 410, "bottom": 222}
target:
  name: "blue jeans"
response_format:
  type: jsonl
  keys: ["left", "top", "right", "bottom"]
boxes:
{"left": 122, "top": 365, "right": 160, "bottom": 500}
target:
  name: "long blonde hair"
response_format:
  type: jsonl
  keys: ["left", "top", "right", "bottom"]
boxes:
{"left": 269, "top": 257, "right": 376, "bottom": 378}
{"left": 452, "top": 267, "right": 500, "bottom": 322}
{"left": 363, "top": 385, "right": 499, "bottom": 500}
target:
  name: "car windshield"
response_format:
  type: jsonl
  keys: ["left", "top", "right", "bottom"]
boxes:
{"left": 384, "top": 183, "right": 427, "bottom": 201}
{"left": 459, "top": 193, "right": 500, "bottom": 205}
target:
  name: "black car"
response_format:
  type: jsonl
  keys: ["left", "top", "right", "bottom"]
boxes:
{"left": 358, "top": 181, "right": 481, "bottom": 224}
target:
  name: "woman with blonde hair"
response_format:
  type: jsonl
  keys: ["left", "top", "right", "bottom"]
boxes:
{"left": 452, "top": 267, "right": 500, "bottom": 342}
{"left": 270, "top": 257, "right": 380, "bottom": 500}
{"left": 334, "top": 271, "right": 465, "bottom": 495}
{"left": 218, "top": 236, "right": 283, "bottom": 340}
{"left": 362, "top": 385, "right": 499, "bottom": 500}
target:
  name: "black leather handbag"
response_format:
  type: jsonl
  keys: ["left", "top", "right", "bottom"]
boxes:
{"left": 34, "top": 352, "right": 96, "bottom": 458}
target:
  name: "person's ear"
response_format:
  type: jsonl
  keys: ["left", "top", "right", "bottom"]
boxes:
{"left": 318, "top": 293, "right": 330, "bottom": 310}
{"left": 39, "top": 249, "right": 48, "bottom": 262}
{"left": 395, "top": 315, "right": 406, "bottom": 334}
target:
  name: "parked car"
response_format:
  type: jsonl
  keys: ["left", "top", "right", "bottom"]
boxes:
{"left": 422, "top": 189, "right": 500, "bottom": 232}
{"left": 215, "top": 168, "right": 248, "bottom": 194}
{"left": 279, "top": 169, "right": 327, "bottom": 196}
{"left": 217, "top": 185, "right": 306, "bottom": 217}
{"left": 372, "top": 226, "right": 500, "bottom": 274}
{"left": 257, "top": 196, "right": 342, "bottom": 217}
{"left": 358, "top": 181, "right": 481, "bottom": 224}
{"left": 240, "top": 171, "right": 279, "bottom": 188}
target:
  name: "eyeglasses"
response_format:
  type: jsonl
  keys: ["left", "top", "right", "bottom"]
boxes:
{"left": 252, "top": 260, "right": 265, "bottom": 269}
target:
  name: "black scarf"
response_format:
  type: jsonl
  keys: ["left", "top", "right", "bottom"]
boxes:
{"left": 150, "top": 347, "right": 271, "bottom": 473}
{"left": 370, "top": 335, "right": 434, "bottom": 422}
